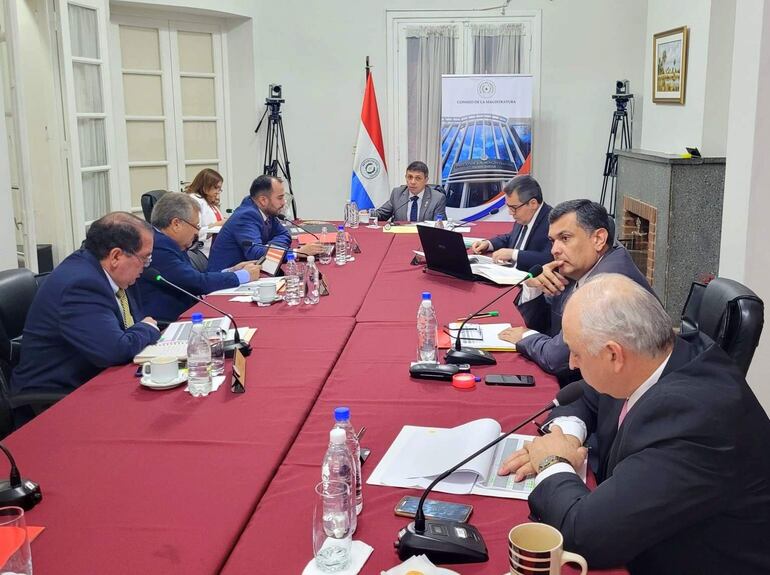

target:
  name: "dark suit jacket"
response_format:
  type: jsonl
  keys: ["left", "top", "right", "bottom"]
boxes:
{"left": 137, "top": 229, "right": 240, "bottom": 322}
{"left": 375, "top": 186, "right": 447, "bottom": 222}
{"left": 530, "top": 335, "right": 770, "bottom": 575}
{"left": 207, "top": 195, "right": 292, "bottom": 271}
{"left": 11, "top": 249, "right": 160, "bottom": 394}
{"left": 488, "top": 202, "right": 554, "bottom": 271}
{"left": 516, "top": 245, "right": 652, "bottom": 384}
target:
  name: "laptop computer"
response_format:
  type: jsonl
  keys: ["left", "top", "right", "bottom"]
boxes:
{"left": 416, "top": 225, "right": 529, "bottom": 285}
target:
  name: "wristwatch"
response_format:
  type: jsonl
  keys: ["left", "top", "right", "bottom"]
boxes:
{"left": 537, "top": 455, "right": 572, "bottom": 474}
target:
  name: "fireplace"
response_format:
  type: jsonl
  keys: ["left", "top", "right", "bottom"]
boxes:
{"left": 620, "top": 197, "right": 657, "bottom": 286}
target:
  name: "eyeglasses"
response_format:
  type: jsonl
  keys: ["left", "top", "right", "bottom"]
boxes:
{"left": 179, "top": 218, "right": 202, "bottom": 231}
{"left": 128, "top": 252, "right": 152, "bottom": 268}
{"left": 506, "top": 201, "right": 530, "bottom": 213}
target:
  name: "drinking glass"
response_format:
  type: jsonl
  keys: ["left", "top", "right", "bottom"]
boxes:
{"left": 313, "top": 481, "right": 352, "bottom": 573}
{"left": 319, "top": 243, "right": 334, "bottom": 265}
{"left": 367, "top": 208, "right": 379, "bottom": 228}
{"left": 344, "top": 202, "right": 359, "bottom": 228}
{"left": 206, "top": 327, "right": 226, "bottom": 376}
{"left": 0, "top": 506, "right": 32, "bottom": 575}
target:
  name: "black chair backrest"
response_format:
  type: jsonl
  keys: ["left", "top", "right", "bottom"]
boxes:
{"left": 0, "top": 269, "right": 38, "bottom": 362}
{"left": 696, "top": 278, "right": 764, "bottom": 375}
{"left": 140, "top": 189, "right": 168, "bottom": 223}
{"left": 680, "top": 281, "right": 707, "bottom": 336}
{"left": 187, "top": 246, "right": 209, "bottom": 273}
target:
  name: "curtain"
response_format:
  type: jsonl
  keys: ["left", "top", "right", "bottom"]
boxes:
{"left": 406, "top": 25, "right": 456, "bottom": 183}
{"left": 472, "top": 23, "right": 526, "bottom": 75}
{"left": 68, "top": 5, "right": 99, "bottom": 59}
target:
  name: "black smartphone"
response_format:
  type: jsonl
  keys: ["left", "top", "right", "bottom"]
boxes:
{"left": 485, "top": 374, "right": 535, "bottom": 387}
{"left": 394, "top": 495, "right": 473, "bottom": 523}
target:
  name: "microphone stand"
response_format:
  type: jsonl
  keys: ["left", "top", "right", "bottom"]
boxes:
{"left": 396, "top": 381, "right": 584, "bottom": 564}
{"left": 445, "top": 264, "right": 543, "bottom": 366}
{"left": 146, "top": 270, "right": 252, "bottom": 357}
{"left": 0, "top": 443, "right": 42, "bottom": 510}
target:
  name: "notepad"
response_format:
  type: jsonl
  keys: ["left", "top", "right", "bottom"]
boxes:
{"left": 441, "top": 322, "right": 517, "bottom": 352}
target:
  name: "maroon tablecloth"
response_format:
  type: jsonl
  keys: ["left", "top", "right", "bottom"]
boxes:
{"left": 184, "top": 226, "right": 393, "bottom": 319}
{"left": 220, "top": 322, "right": 625, "bottom": 575}
{"left": 4, "top": 317, "right": 355, "bottom": 575}
{"left": 356, "top": 223, "right": 522, "bottom": 324}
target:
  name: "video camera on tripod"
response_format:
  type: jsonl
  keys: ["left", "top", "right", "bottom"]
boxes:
{"left": 612, "top": 79, "right": 633, "bottom": 109}
{"left": 600, "top": 80, "right": 634, "bottom": 216}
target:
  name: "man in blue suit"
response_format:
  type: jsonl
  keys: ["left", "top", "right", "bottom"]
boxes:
{"left": 498, "top": 200, "right": 652, "bottom": 385}
{"left": 207, "top": 175, "right": 323, "bottom": 271}
{"left": 137, "top": 192, "right": 262, "bottom": 322}
{"left": 12, "top": 212, "right": 161, "bottom": 395}
{"left": 471, "top": 175, "right": 553, "bottom": 271}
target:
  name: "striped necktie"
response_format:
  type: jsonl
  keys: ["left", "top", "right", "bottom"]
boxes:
{"left": 116, "top": 288, "right": 135, "bottom": 328}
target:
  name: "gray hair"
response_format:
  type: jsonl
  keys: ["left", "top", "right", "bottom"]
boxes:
{"left": 151, "top": 192, "right": 200, "bottom": 229}
{"left": 574, "top": 273, "right": 674, "bottom": 356}
{"left": 503, "top": 174, "right": 542, "bottom": 204}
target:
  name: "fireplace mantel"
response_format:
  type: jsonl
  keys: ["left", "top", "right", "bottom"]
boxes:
{"left": 615, "top": 149, "right": 725, "bottom": 319}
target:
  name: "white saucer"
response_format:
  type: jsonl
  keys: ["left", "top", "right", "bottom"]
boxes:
{"left": 250, "top": 295, "right": 283, "bottom": 304}
{"left": 140, "top": 370, "right": 188, "bottom": 390}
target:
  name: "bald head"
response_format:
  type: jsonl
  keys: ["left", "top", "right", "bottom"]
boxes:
{"left": 565, "top": 274, "right": 674, "bottom": 357}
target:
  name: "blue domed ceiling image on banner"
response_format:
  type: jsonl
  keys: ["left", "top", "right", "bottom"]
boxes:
{"left": 440, "top": 75, "right": 533, "bottom": 222}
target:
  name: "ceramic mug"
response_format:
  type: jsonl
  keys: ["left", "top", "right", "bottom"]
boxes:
{"left": 508, "top": 523, "right": 587, "bottom": 575}
{"left": 142, "top": 356, "right": 179, "bottom": 384}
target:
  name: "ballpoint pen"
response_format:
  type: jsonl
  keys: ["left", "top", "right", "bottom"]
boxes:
{"left": 455, "top": 310, "right": 500, "bottom": 322}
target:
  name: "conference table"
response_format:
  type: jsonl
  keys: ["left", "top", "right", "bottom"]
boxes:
{"left": 4, "top": 223, "right": 627, "bottom": 574}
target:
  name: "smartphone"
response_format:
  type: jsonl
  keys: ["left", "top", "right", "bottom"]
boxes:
{"left": 485, "top": 374, "right": 535, "bottom": 387}
{"left": 394, "top": 495, "right": 473, "bottom": 523}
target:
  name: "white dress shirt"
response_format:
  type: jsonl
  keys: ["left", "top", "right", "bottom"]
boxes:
{"left": 511, "top": 202, "right": 543, "bottom": 263}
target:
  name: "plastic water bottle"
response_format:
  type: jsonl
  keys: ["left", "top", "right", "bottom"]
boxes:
{"left": 187, "top": 312, "right": 212, "bottom": 396}
{"left": 417, "top": 292, "right": 438, "bottom": 362}
{"left": 304, "top": 255, "right": 320, "bottom": 305}
{"left": 321, "top": 428, "right": 357, "bottom": 534}
{"left": 435, "top": 215, "right": 445, "bottom": 229}
{"left": 284, "top": 251, "right": 301, "bottom": 306}
{"left": 349, "top": 201, "right": 359, "bottom": 228}
{"left": 333, "top": 407, "right": 363, "bottom": 514}
{"left": 335, "top": 225, "right": 347, "bottom": 266}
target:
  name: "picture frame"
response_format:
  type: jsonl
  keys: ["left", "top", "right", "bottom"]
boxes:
{"left": 653, "top": 26, "right": 689, "bottom": 104}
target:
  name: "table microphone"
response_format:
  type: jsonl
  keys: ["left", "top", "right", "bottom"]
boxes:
{"left": 385, "top": 193, "right": 418, "bottom": 227}
{"left": 275, "top": 213, "right": 320, "bottom": 240}
{"left": 0, "top": 443, "right": 42, "bottom": 511}
{"left": 142, "top": 268, "right": 252, "bottom": 357}
{"left": 395, "top": 381, "right": 584, "bottom": 564}
{"left": 446, "top": 208, "right": 499, "bottom": 230}
{"left": 445, "top": 264, "right": 543, "bottom": 366}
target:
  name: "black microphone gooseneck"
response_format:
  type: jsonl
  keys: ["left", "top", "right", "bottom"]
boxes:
{"left": 396, "top": 381, "right": 585, "bottom": 564}
{"left": 445, "top": 264, "right": 544, "bottom": 366}
{"left": 0, "top": 443, "right": 42, "bottom": 510}
{"left": 275, "top": 213, "right": 320, "bottom": 240}
{"left": 142, "top": 268, "right": 252, "bottom": 357}
{"left": 447, "top": 208, "right": 500, "bottom": 230}
{"left": 387, "top": 190, "right": 417, "bottom": 225}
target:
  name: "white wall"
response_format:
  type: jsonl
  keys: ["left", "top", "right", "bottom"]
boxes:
{"left": 0, "top": 76, "right": 16, "bottom": 269}
{"left": 640, "top": 0, "right": 734, "bottom": 156}
{"left": 719, "top": 0, "right": 770, "bottom": 414}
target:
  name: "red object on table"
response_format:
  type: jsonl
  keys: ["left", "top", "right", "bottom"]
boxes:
{"left": 219, "top": 322, "right": 626, "bottom": 575}
{"left": 5, "top": 318, "right": 354, "bottom": 575}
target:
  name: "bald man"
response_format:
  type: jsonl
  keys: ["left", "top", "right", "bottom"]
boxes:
{"left": 499, "top": 274, "right": 770, "bottom": 575}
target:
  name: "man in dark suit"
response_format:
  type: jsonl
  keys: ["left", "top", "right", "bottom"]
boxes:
{"left": 498, "top": 199, "right": 652, "bottom": 384}
{"left": 137, "top": 192, "right": 261, "bottom": 322}
{"left": 12, "top": 212, "right": 161, "bottom": 395}
{"left": 207, "top": 175, "right": 324, "bottom": 271}
{"left": 375, "top": 161, "right": 447, "bottom": 222}
{"left": 499, "top": 274, "right": 770, "bottom": 575}
{"left": 470, "top": 174, "right": 553, "bottom": 271}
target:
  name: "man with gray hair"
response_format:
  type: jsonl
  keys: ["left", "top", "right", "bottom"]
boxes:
{"left": 498, "top": 199, "right": 652, "bottom": 386}
{"left": 498, "top": 274, "right": 770, "bottom": 575}
{"left": 137, "top": 192, "right": 261, "bottom": 321}
{"left": 471, "top": 174, "right": 553, "bottom": 271}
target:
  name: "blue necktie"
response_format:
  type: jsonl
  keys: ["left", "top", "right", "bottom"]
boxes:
{"left": 409, "top": 196, "right": 419, "bottom": 222}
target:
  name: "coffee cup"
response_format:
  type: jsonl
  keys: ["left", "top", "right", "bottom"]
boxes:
{"left": 142, "top": 356, "right": 179, "bottom": 384}
{"left": 508, "top": 523, "right": 587, "bottom": 575}
{"left": 256, "top": 282, "right": 277, "bottom": 306}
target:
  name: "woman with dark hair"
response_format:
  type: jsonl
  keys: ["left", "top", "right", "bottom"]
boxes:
{"left": 186, "top": 168, "right": 225, "bottom": 256}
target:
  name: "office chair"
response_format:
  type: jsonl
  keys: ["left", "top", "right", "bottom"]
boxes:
{"left": 187, "top": 242, "right": 209, "bottom": 273}
{"left": 680, "top": 277, "right": 764, "bottom": 376}
{"left": 140, "top": 189, "right": 168, "bottom": 223}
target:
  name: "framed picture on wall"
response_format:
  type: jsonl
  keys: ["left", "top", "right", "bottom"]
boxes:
{"left": 653, "top": 26, "right": 689, "bottom": 104}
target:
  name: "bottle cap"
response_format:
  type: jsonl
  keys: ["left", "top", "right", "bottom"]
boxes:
{"left": 307, "top": 255, "right": 315, "bottom": 263}
{"left": 191, "top": 312, "right": 203, "bottom": 323}
{"left": 452, "top": 373, "right": 476, "bottom": 390}
{"left": 286, "top": 252, "right": 295, "bottom": 262}
{"left": 330, "top": 428, "right": 346, "bottom": 444}
{"left": 334, "top": 407, "right": 350, "bottom": 422}
{"left": 337, "top": 225, "right": 344, "bottom": 232}
{"left": 421, "top": 292, "right": 432, "bottom": 301}
{"left": 436, "top": 215, "right": 443, "bottom": 221}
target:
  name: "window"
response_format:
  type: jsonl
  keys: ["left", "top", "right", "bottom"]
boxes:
{"left": 387, "top": 11, "right": 540, "bottom": 187}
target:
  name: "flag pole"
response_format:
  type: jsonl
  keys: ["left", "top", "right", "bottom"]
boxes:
{"left": 365, "top": 56, "right": 370, "bottom": 79}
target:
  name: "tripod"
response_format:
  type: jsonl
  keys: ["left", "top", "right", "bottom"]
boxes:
{"left": 600, "top": 96, "right": 632, "bottom": 217}
{"left": 255, "top": 99, "right": 298, "bottom": 219}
